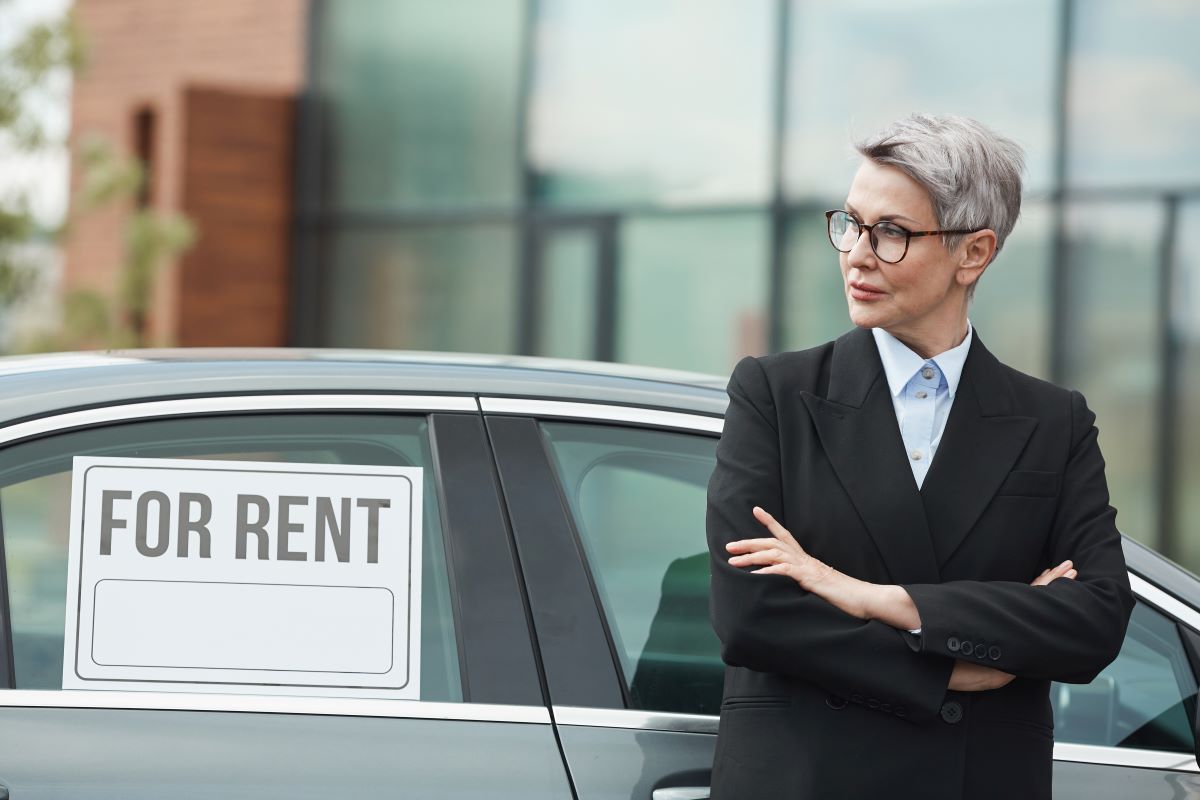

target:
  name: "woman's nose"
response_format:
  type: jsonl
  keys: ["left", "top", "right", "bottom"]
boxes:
{"left": 846, "top": 227, "right": 877, "bottom": 269}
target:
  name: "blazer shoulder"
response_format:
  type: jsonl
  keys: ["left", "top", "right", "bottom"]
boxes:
{"left": 739, "top": 340, "right": 835, "bottom": 396}
{"left": 994, "top": 361, "right": 1076, "bottom": 409}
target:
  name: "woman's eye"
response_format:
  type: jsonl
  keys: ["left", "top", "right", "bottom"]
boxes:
{"left": 879, "top": 224, "right": 907, "bottom": 239}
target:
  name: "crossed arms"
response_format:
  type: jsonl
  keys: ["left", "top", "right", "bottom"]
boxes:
{"left": 707, "top": 356, "right": 1135, "bottom": 723}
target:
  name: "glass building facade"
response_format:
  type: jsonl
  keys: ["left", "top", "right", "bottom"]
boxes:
{"left": 291, "top": 0, "right": 1200, "bottom": 568}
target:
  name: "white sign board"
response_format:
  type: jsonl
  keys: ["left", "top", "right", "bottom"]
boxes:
{"left": 63, "top": 457, "right": 423, "bottom": 698}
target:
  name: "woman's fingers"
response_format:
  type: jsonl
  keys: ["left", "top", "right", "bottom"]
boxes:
{"left": 752, "top": 505, "right": 800, "bottom": 547}
{"left": 726, "top": 537, "right": 784, "bottom": 553}
{"left": 1031, "top": 559, "right": 1075, "bottom": 586}
{"left": 729, "top": 549, "right": 784, "bottom": 567}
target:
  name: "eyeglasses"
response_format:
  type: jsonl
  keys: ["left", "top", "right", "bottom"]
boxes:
{"left": 825, "top": 209, "right": 984, "bottom": 264}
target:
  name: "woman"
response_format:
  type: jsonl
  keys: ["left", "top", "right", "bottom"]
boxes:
{"left": 705, "top": 114, "right": 1134, "bottom": 800}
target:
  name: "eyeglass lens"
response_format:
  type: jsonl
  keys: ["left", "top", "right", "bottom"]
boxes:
{"left": 827, "top": 211, "right": 908, "bottom": 263}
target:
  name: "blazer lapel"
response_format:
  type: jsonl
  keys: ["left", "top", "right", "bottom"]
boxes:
{"left": 918, "top": 332, "right": 1038, "bottom": 567}
{"left": 800, "top": 328, "right": 942, "bottom": 586}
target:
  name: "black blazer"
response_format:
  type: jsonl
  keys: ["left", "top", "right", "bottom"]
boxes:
{"left": 706, "top": 326, "right": 1135, "bottom": 800}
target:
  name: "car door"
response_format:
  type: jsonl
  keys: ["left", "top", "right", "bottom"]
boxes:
{"left": 0, "top": 394, "right": 573, "bottom": 799}
{"left": 484, "top": 399, "right": 721, "bottom": 800}
{"left": 484, "top": 395, "right": 1200, "bottom": 800}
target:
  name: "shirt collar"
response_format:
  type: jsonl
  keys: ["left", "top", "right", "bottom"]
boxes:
{"left": 871, "top": 320, "right": 974, "bottom": 399}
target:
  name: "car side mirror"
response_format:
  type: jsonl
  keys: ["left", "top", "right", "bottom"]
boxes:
{"left": 1053, "top": 676, "right": 1118, "bottom": 744}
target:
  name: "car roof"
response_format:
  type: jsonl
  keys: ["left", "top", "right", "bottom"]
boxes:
{"left": 0, "top": 348, "right": 731, "bottom": 424}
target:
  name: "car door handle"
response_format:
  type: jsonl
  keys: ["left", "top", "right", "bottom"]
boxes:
{"left": 651, "top": 788, "right": 709, "bottom": 800}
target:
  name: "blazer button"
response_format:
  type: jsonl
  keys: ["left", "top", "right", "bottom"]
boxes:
{"left": 947, "top": 636, "right": 961, "bottom": 652}
{"left": 988, "top": 645, "right": 1002, "bottom": 660}
{"left": 826, "top": 694, "right": 848, "bottom": 710}
{"left": 895, "top": 706, "right": 908, "bottom": 718}
{"left": 940, "top": 701, "right": 964, "bottom": 724}
{"left": 880, "top": 703, "right": 892, "bottom": 713}
{"left": 850, "top": 693, "right": 864, "bottom": 705}
{"left": 960, "top": 640, "right": 974, "bottom": 656}
{"left": 867, "top": 698, "right": 880, "bottom": 709}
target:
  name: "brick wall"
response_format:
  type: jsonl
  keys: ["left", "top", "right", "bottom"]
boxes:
{"left": 65, "top": 0, "right": 307, "bottom": 347}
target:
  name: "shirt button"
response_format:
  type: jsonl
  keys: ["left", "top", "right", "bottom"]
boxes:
{"left": 910, "top": 450, "right": 923, "bottom": 461}
{"left": 915, "top": 390, "right": 928, "bottom": 399}
{"left": 921, "top": 367, "right": 935, "bottom": 380}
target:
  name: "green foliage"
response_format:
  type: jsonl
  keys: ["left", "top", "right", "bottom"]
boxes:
{"left": 0, "top": 5, "right": 84, "bottom": 315}
{"left": 0, "top": 9, "right": 195, "bottom": 352}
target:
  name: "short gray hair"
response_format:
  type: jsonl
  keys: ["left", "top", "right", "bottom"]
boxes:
{"left": 854, "top": 114, "right": 1025, "bottom": 261}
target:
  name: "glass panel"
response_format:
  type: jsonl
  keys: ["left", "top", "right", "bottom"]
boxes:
{"left": 967, "top": 201, "right": 1053, "bottom": 379}
{"left": 1067, "top": 1, "right": 1200, "bottom": 189}
{"left": 786, "top": 0, "right": 1058, "bottom": 200}
{"left": 539, "top": 421, "right": 721, "bottom": 715}
{"left": 536, "top": 227, "right": 597, "bottom": 360}
{"left": 323, "top": 224, "right": 518, "bottom": 353}
{"left": 1174, "top": 201, "right": 1200, "bottom": 572}
{"left": 528, "top": 0, "right": 774, "bottom": 207}
{"left": 318, "top": 0, "right": 524, "bottom": 211}
{"left": 617, "top": 213, "right": 769, "bottom": 375}
{"left": 1052, "top": 601, "right": 1197, "bottom": 753}
{"left": 1062, "top": 203, "right": 1162, "bottom": 546}
{"left": 0, "top": 415, "right": 462, "bottom": 701}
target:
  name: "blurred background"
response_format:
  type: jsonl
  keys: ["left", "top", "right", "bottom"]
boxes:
{"left": 0, "top": 0, "right": 1197, "bottom": 569}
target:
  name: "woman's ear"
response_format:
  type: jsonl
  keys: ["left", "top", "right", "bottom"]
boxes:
{"left": 956, "top": 229, "right": 997, "bottom": 288}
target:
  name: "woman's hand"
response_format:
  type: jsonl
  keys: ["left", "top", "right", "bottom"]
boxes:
{"left": 1032, "top": 560, "right": 1076, "bottom": 585}
{"left": 948, "top": 660, "right": 1016, "bottom": 691}
{"left": 726, "top": 506, "right": 877, "bottom": 620}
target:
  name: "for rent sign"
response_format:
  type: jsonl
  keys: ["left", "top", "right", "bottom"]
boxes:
{"left": 63, "top": 457, "right": 423, "bottom": 698}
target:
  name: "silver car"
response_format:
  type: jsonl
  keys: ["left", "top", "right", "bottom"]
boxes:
{"left": 0, "top": 350, "right": 1196, "bottom": 799}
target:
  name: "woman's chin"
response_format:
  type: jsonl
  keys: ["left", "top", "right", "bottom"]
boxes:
{"left": 847, "top": 305, "right": 887, "bottom": 330}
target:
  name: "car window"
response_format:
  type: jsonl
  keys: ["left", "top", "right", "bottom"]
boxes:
{"left": 0, "top": 413, "right": 462, "bottom": 701}
{"left": 1052, "top": 600, "right": 1197, "bottom": 754}
{"left": 541, "top": 418, "right": 1198, "bottom": 744}
{"left": 540, "top": 421, "right": 722, "bottom": 715}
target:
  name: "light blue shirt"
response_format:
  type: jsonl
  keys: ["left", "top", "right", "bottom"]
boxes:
{"left": 871, "top": 320, "right": 974, "bottom": 490}
{"left": 871, "top": 320, "right": 974, "bottom": 636}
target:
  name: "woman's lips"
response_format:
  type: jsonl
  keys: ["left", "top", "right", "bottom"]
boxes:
{"left": 849, "top": 282, "right": 886, "bottom": 301}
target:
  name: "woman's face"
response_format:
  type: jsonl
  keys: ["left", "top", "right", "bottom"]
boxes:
{"left": 839, "top": 159, "right": 974, "bottom": 340}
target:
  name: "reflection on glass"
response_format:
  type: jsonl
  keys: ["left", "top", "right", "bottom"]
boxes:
{"left": 1052, "top": 602, "right": 1197, "bottom": 753}
{"left": 324, "top": 225, "right": 518, "bottom": 353}
{"left": 528, "top": 0, "right": 773, "bottom": 207}
{"left": 539, "top": 421, "right": 722, "bottom": 715}
{"left": 319, "top": 0, "right": 524, "bottom": 211}
{"left": 968, "top": 201, "right": 1053, "bottom": 378}
{"left": 786, "top": 0, "right": 1057, "bottom": 199}
{"left": 536, "top": 227, "right": 598, "bottom": 360}
{"left": 1068, "top": 1, "right": 1200, "bottom": 188}
{"left": 1063, "top": 203, "right": 1162, "bottom": 547}
{"left": 616, "top": 214, "right": 768, "bottom": 375}
{"left": 1174, "top": 202, "right": 1200, "bottom": 572}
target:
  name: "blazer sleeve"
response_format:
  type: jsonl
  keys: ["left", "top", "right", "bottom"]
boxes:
{"left": 899, "top": 390, "right": 1135, "bottom": 683}
{"left": 708, "top": 355, "right": 954, "bottom": 723}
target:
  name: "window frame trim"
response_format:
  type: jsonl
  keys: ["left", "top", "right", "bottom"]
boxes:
{"left": 0, "top": 394, "right": 481, "bottom": 449}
